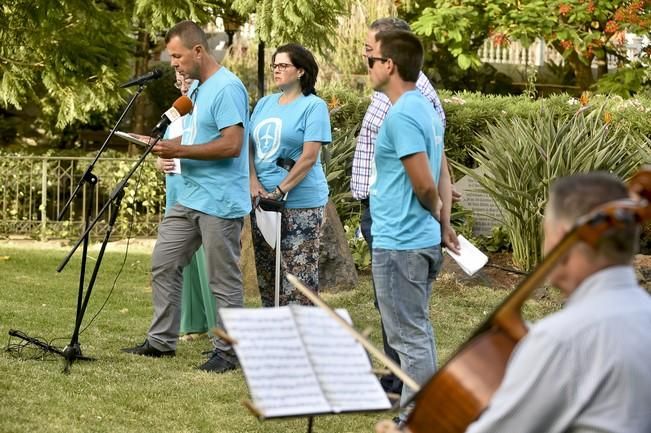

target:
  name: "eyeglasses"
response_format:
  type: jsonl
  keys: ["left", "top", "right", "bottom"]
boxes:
{"left": 270, "top": 63, "right": 295, "bottom": 72}
{"left": 366, "top": 56, "right": 389, "bottom": 69}
{"left": 174, "top": 78, "right": 193, "bottom": 90}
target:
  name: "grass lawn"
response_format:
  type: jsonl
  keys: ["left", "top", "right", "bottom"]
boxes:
{"left": 0, "top": 243, "right": 562, "bottom": 433}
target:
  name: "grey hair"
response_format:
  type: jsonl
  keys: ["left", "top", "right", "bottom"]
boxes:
{"left": 369, "top": 17, "right": 411, "bottom": 32}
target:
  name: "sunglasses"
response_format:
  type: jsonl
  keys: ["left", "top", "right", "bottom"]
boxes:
{"left": 366, "top": 56, "right": 389, "bottom": 68}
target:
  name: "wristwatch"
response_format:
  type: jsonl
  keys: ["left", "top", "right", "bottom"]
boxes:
{"left": 270, "top": 187, "right": 284, "bottom": 200}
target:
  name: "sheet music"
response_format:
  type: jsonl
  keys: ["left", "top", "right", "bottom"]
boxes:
{"left": 292, "top": 306, "right": 391, "bottom": 413}
{"left": 114, "top": 130, "right": 150, "bottom": 147}
{"left": 222, "top": 306, "right": 391, "bottom": 418}
{"left": 221, "top": 308, "right": 331, "bottom": 418}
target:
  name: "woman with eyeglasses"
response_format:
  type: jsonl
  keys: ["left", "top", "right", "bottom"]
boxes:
{"left": 249, "top": 43, "right": 332, "bottom": 307}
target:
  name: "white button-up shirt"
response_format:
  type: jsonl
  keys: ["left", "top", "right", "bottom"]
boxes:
{"left": 467, "top": 266, "right": 651, "bottom": 433}
{"left": 350, "top": 72, "right": 445, "bottom": 200}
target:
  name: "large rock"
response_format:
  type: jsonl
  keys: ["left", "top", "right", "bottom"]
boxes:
{"left": 318, "top": 199, "right": 358, "bottom": 292}
{"left": 454, "top": 166, "right": 504, "bottom": 236}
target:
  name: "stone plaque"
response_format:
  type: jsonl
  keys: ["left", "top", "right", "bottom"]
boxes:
{"left": 454, "top": 167, "right": 503, "bottom": 236}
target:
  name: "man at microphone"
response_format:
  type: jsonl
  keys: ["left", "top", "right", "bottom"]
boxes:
{"left": 122, "top": 20, "right": 250, "bottom": 374}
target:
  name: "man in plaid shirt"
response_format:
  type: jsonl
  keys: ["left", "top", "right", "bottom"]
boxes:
{"left": 351, "top": 17, "right": 458, "bottom": 397}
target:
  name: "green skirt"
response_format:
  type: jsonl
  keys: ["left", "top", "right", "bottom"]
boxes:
{"left": 180, "top": 246, "right": 216, "bottom": 334}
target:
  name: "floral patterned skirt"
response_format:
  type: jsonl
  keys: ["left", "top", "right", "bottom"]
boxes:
{"left": 251, "top": 206, "right": 324, "bottom": 307}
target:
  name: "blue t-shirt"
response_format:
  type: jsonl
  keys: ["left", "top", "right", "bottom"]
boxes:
{"left": 178, "top": 67, "right": 251, "bottom": 219}
{"left": 370, "top": 90, "right": 444, "bottom": 250}
{"left": 165, "top": 174, "right": 183, "bottom": 214}
{"left": 250, "top": 92, "right": 331, "bottom": 209}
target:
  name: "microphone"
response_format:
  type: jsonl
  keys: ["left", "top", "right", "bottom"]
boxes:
{"left": 151, "top": 95, "right": 193, "bottom": 137}
{"left": 119, "top": 68, "right": 163, "bottom": 88}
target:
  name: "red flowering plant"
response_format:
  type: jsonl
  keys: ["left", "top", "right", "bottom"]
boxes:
{"left": 412, "top": 0, "right": 651, "bottom": 90}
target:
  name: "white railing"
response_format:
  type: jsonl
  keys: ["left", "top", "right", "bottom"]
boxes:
{"left": 478, "top": 34, "right": 647, "bottom": 69}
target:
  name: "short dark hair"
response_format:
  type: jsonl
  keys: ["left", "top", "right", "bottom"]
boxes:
{"left": 369, "top": 17, "right": 411, "bottom": 32}
{"left": 165, "top": 20, "right": 209, "bottom": 50}
{"left": 374, "top": 30, "right": 423, "bottom": 82}
{"left": 548, "top": 172, "right": 638, "bottom": 264}
{"left": 272, "top": 43, "right": 319, "bottom": 96}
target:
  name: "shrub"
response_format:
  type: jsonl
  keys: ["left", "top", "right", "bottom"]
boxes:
{"left": 441, "top": 92, "right": 651, "bottom": 178}
{"left": 343, "top": 214, "right": 371, "bottom": 271}
{"left": 4, "top": 90, "right": 650, "bottom": 248}
{"left": 454, "top": 101, "right": 649, "bottom": 271}
{"left": 0, "top": 150, "right": 165, "bottom": 239}
{"left": 92, "top": 150, "right": 166, "bottom": 236}
{"left": 319, "top": 83, "right": 369, "bottom": 222}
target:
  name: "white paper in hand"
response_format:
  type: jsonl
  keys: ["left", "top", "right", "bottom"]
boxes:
{"left": 255, "top": 207, "right": 280, "bottom": 249}
{"left": 170, "top": 158, "right": 181, "bottom": 175}
{"left": 445, "top": 235, "right": 488, "bottom": 276}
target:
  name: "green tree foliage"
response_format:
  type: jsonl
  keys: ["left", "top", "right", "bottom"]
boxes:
{"left": 411, "top": 0, "right": 651, "bottom": 91}
{"left": 0, "top": 1, "right": 132, "bottom": 130}
{"left": 327, "top": 0, "right": 398, "bottom": 77}
{"left": 232, "top": 0, "right": 348, "bottom": 55}
{"left": 596, "top": 48, "right": 651, "bottom": 97}
{"left": 0, "top": 0, "right": 237, "bottom": 133}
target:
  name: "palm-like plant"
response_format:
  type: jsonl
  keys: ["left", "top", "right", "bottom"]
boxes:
{"left": 455, "top": 102, "right": 648, "bottom": 271}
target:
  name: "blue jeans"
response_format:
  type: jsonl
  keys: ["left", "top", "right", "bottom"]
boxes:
{"left": 361, "top": 203, "right": 403, "bottom": 393}
{"left": 372, "top": 245, "right": 443, "bottom": 421}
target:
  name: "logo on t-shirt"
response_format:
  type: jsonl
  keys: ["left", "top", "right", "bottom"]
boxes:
{"left": 254, "top": 118, "right": 282, "bottom": 161}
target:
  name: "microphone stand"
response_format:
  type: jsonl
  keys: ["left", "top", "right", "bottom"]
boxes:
{"left": 9, "top": 85, "right": 147, "bottom": 372}
{"left": 56, "top": 133, "right": 162, "bottom": 373}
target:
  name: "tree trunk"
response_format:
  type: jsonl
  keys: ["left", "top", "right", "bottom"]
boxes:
{"left": 130, "top": 28, "right": 151, "bottom": 155}
{"left": 257, "top": 41, "right": 265, "bottom": 102}
{"left": 566, "top": 51, "right": 595, "bottom": 91}
{"left": 240, "top": 215, "right": 260, "bottom": 300}
{"left": 595, "top": 51, "right": 609, "bottom": 80}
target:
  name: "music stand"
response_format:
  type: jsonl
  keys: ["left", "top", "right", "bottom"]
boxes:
{"left": 219, "top": 305, "right": 393, "bottom": 433}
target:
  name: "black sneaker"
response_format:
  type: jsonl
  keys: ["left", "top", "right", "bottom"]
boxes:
{"left": 121, "top": 340, "right": 175, "bottom": 358}
{"left": 198, "top": 348, "right": 239, "bottom": 373}
{"left": 380, "top": 373, "right": 403, "bottom": 394}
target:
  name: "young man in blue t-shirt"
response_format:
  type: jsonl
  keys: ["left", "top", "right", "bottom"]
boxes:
{"left": 366, "top": 29, "right": 460, "bottom": 424}
{"left": 122, "top": 20, "right": 249, "bottom": 374}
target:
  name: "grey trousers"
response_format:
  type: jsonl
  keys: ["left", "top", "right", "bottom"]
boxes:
{"left": 147, "top": 203, "right": 244, "bottom": 352}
